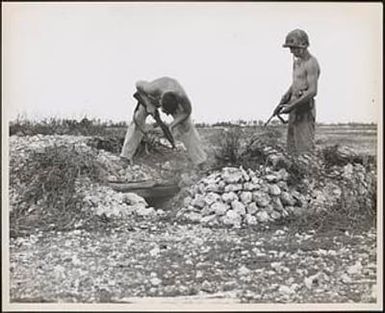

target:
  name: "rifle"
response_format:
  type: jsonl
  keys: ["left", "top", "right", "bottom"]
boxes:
{"left": 264, "top": 104, "right": 288, "bottom": 128}
{"left": 133, "top": 92, "right": 176, "bottom": 148}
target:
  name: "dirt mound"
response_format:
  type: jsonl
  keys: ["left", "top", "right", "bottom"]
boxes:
{"left": 9, "top": 135, "right": 165, "bottom": 237}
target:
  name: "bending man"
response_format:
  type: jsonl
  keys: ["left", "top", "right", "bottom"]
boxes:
{"left": 275, "top": 29, "right": 321, "bottom": 154}
{"left": 120, "top": 77, "right": 207, "bottom": 166}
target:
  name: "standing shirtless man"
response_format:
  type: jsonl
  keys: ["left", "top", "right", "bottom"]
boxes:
{"left": 274, "top": 29, "right": 321, "bottom": 154}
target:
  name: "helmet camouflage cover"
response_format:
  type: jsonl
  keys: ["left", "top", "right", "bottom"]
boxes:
{"left": 283, "top": 29, "right": 310, "bottom": 48}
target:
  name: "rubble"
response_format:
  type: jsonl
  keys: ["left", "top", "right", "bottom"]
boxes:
{"left": 9, "top": 134, "right": 376, "bottom": 233}
{"left": 177, "top": 152, "right": 376, "bottom": 228}
{"left": 9, "top": 135, "right": 160, "bottom": 233}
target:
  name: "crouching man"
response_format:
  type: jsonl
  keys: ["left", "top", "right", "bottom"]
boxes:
{"left": 120, "top": 77, "right": 207, "bottom": 166}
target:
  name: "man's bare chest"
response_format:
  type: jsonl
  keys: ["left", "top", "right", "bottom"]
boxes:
{"left": 293, "top": 60, "right": 308, "bottom": 81}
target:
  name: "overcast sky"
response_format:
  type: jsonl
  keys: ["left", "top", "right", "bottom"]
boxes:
{"left": 2, "top": 2, "right": 383, "bottom": 124}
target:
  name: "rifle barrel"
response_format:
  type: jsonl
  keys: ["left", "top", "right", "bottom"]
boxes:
{"left": 263, "top": 114, "right": 275, "bottom": 127}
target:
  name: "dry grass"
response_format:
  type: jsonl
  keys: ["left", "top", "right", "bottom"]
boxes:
{"left": 10, "top": 145, "right": 105, "bottom": 237}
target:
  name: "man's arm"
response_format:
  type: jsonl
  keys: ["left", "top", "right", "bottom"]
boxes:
{"left": 281, "top": 59, "right": 319, "bottom": 113}
{"left": 169, "top": 96, "right": 192, "bottom": 131}
{"left": 273, "top": 86, "right": 292, "bottom": 114}
{"left": 281, "top": 86, "right": 293, "bottom": 104}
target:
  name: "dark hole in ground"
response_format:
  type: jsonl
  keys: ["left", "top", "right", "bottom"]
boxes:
{"left": 145, "top": 194, "right": 178, "bottom": 209}
{"left": 110, "top": 182, "right": 181, "bottom": 210}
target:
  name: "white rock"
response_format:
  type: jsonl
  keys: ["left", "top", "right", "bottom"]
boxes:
{"left": 191, "top": 194, "right": 206, "bottom": 209}
{"left": 201, "top": 205, "right": 215, "bottom": 216}
{"left": 304, "top": 272, "right": 322, "bottom": 290}
{"left": 342, "top": 163, "right": 354, "bottom": 180}
{"left": 340, "top": 273, "right": 352, "bottom": 283}
{"left": 202, "top": 176, "right": 217, "bottom": 185}
{"left": 185, "top": 205, "right": 196, "bottom": 212}
{"left": 271, "top": 197, "right": 284, "bottom": 211}
{"left": 150, "top": 277, "right": 162, "bottom": 286}
{"left": 253, "top": 191, "right": 271, "bottom": 207}
{"left": 204, "top": 192, "right": 221, "bottom": 205}
{"left": 150, "top": 246, "right": 160, "bottom": 257}
{"left": 222, "top": 192, "right": 238, "bottom": 203}
{"left": 185, "top": 212, "right": 202, "bottom": 223}
{"left": 273, "top": 231, "right": 285, "bottom": 238}
{"left": 217, "top": 180, "right": 226, "bottom": 190}
{"left": 200, "top": 214, "right": 217, "bottom": 225}
{"left": 231, "top": 200, "right": 246, "bottom": 216}
{"left": 205, "top": 183, "right": 221, "bottom": 193}
{"left": 107, "top": 175, "right": 118, "bottom": 182}
{"left": 198, "top": 183, "right": 206, "bottom": 194}
{"left": 281, "top": 208, "right": 289, "bottom": 217}
{"left": 251, "top": 176, "right": 260, "bottom": 184}
{"left": 277, "top": 168, "right": 289, "bottom": 181}
{"left": 183, "top": 196, "right": 193, "bottom": 207}
{"left": 136, "top": 206, "right": 155, "bottom": 217}
{"left": 239, "top": 191, "right": 253, "bottom": 204}
{"left": 270, "top": 211, "right": 281, "bottom": 220}
{"left": 304, "top": 276, "right": 313, "bottom": 289}
{"left": 259, "top": 183, "right": 270, "bottom": 193}
{"left": 71, "top": 255, "right": 82, "bottom": 266}
{"left": 245, "top": 214, "right": 257, "bottom": 225}
{"left": 238, "top": 265, "right": 251, "bottom": 276}
{"left": 224, "top": 183, "right": 243, "bottom": 192}
{"left": 223, "top": 210, "right": 242, "bottom": 225}
{"left": 279, "top": 285, "right": 295, "bottom": 295}
{"left": 201, "top": 280, "right": 212, "bottom": 292}
{"left": 268, "top": 184, "right": 281, "bottom": 196}
{"left": 277, "top": 181, "right": 289, "bottom": 191}
{"left": 246, "top": 202, "right": 259, "bottom": 215}
{"left": 211, "top": 202, "right": 229, "bottom": 216}
{"left": 280, "top": 192, "right": 296, "bottom": 206}
{"left": 222, "top": 167, "right": 244, "bottom": 184}
{"left": 256, "top": 211, "right": 270, "bottom": 223}
{"left": 241, "top": 168, "right": 250, "bottom": 182}
{"left": 243, "top": 182, "right": 259, "bottom": 191}
{"left": 265, "top": 174, "right": 279, "bottom": 183}
{"left": 347, "top": 261, "right": 363, "bottom": 274}
{"left": 156, "top": 209, "right": 166, "bottom": 216}
{"left": 124, "top": 193, "right": 147, "bottom": 205}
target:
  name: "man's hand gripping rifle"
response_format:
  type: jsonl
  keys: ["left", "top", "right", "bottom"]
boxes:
{"left": 264, "top": 100, "right": 289, "bottom": 128}
{"left": 133, "top": 92, "right": 176, "bottom": 149}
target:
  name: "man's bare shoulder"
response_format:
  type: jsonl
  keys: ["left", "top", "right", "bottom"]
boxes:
{"left": 305, "top": 55, "right": 321, "bottom": 76}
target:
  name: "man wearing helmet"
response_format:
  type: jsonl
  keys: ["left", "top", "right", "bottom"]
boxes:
{"left": 274, "top": 29, "right": 321, "bottom": 154}
{"left": 120, "top": 77, "right": 207, "bottom": 166}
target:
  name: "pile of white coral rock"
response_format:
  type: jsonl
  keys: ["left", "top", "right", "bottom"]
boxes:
{"left": 177, "top": 152, "right": 376, "bottom": 228}
{"left": 177, "top": 166, "right": 310, "bottom": 228}
{"left": 75, "top": 178, "right": 165, "bottom": 221}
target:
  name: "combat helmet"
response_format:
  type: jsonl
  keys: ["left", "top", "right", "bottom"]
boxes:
{"left": 283, "top": 29, "right": 309, "bottom": 48}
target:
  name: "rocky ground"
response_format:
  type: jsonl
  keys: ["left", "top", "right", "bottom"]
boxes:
{"left": 7, "top": 134, "right": 379, "bottom": 305}
{"left": 9, "top": 222, "right": 377, "bottom": 303}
